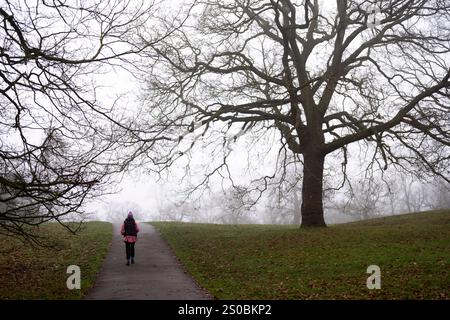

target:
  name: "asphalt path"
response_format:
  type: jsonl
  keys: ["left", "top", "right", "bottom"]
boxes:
{"left": 85, "top": 222, "right": 211, "bottom": 300}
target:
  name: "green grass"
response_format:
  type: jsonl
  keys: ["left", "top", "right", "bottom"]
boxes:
{"left": 151, "top": 210, "right": 450, "bottom": 299}
{"left": 0, "top": 221, "right": 112, "bottom": 299}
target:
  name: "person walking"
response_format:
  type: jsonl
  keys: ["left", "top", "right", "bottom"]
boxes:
{"left": 120, "top": 211, "right": 139, "bottom": 266}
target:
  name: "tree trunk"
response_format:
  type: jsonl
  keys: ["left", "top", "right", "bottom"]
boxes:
{"left": 301, "top": 152, "right": 326, "bottom": 227}
{"left": 292, "top": 187, "right": 301, "bottom": 225}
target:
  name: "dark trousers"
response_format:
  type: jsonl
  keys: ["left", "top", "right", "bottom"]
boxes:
{"left": 125, "top": 242, "right": 135, "bottom": 260}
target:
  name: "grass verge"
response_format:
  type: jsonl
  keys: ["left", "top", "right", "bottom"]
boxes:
{"left": 0, "top": 221, "right": 112, "bottom": 299}
{"left": 151, "top": 210, "right": 450, "bottom": 299}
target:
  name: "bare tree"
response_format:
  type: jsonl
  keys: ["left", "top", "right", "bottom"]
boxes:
{"left": 382, "top": 172, "right": 431, "bottom": 214}
{"left": 398, "top": 174, "right": 426, "bottom": 212}
{"left": 264, "top": 163, "right": 302, "bottom": 224}
{"left": 336, "top": 176, "right": 384, "bottom": 220}
{"left": 100, "top": 200, "right": 144, "bottom": 222}
{"left": 264, "top": 189, "right": 300, "bottom": 224}
{"left": 211, "top": 186, "right": 255, "bottom": 224}
{"left": 411, "top": 177, "right": 450, "bottom": 211}
{"left": 137, "top": 0, "right": 450, "bottom": 227}
{"left": 0, "top": 0, "right": 160, "bottom": 243}
{"left": 428, "top": 182, "right": 450, "bottom": 210}
{"left": 156, "top": 198, "right": 200, "bottom": 222}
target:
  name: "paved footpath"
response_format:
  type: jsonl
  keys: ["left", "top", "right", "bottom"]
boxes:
{"left": 85, "top": 222, "right": 211, "bottom": 300}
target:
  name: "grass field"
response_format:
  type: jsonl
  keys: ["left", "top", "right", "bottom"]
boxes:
{"left": 0, "top": 221, "right": 112, "bottom": 299}
{"left": 151, "top": 210, "right": 450, "bottom": 299}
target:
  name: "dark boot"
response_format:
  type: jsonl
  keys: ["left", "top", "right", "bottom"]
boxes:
{"left": 131, "top": 258, "right": 134, "bottom": 264}
{"left": 126, "top": 259, "right": 130, "bottom": 266}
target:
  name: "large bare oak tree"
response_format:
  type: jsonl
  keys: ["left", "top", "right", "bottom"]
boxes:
{"left": 139, "top": 0, "right": 450, "bottom": 227}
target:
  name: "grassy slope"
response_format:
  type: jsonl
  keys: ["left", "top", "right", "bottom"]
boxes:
{"left": 151, "top": 210, "right": 450, "bottom": 299}
{"left": 0, "top": 221, "right": 112, "bottom": 300}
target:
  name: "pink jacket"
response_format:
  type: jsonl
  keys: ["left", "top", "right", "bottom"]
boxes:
{"left": 120, "top": 221, "right": 140, "bottom": 243}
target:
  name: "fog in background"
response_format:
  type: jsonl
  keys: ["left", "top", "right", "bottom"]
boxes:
{"left": 88, "top": 152, "right": 450, "bottom": 225}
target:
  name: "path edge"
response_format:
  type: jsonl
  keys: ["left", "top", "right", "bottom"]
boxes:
{"left": 82, "top": 222, "right": 115, "bottom": 300}
{"left": 146, "top": 222, "right": 215, "bottom": 300}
